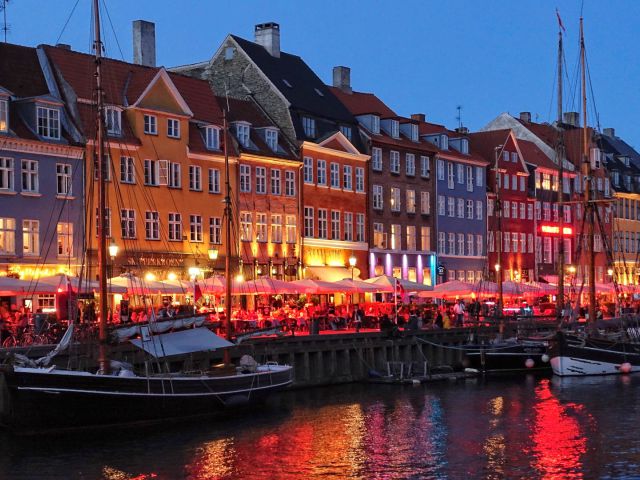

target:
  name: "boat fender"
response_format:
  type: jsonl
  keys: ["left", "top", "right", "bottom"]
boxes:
{"left": 541, "top": 354, "right": 550, "bottom": 363}
{"left": 411, "top": 379, "right": 421, "bottom": 386}
{"left": 525, "top": 358, "right": 535, "bottom": 369}
{"left": 464, "top": 368, "right": 479, "bottom": 374}
{"left": 620, "top": 362, "right": 632, "bottom": 374}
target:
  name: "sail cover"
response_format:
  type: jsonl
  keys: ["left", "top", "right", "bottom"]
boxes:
{"left": 130, "top": 327, "right": 234, "bottom": 358}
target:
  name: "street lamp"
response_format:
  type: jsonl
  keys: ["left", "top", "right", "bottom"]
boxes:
{"left": 349, "top": 255, "right": 357, "bottom": 280}
{"left": 208, "top": 247, "right": 219, "bottom": 261}
{"left": 108, "top": 241, "right": 119, "bottom": 260}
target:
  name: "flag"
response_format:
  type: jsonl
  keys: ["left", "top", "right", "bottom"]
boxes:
{"left": 194, "top": 282, "right": 203, "bottom": 303}
{"left": 556, "top": 9, "right": 566, "bottom": 32}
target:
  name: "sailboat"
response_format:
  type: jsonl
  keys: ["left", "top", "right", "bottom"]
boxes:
{"left": 548, "top": 17, "right": 640, "bottom": 376}
{"left": 0, "top": 1, "right": 293, "bottom": 433}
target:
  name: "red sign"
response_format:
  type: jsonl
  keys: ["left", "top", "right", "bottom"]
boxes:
{"left": 540, "top": 225, "right": 573, "bottom": 236}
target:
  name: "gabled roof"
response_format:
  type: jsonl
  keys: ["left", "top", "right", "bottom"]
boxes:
{"left": 131, "top": 69, "right": 193, "bottom": 117}
{"left": 230, "top": 34, "right": 354, "bottom": 124}
{"left": 329, "top": 87, "right": 396, "bottom": 118}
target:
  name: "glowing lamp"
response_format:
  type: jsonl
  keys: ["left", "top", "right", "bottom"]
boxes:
{"left": 494, "top": 264, "right": 501, "bottom": 272}
{"left": 607, "top": 268, "right": 614, "bottom": 276}
{"left": 167, "top": 272, "right": 177, "bottom": 281}
{"left": 525, "top": 358, "right": 535, "bottom": 369}
{"left": 188, "top": 267, "right": 201, "bottom": 278}
{"left": 271, "top": 267, "right": 277, "bottom": 276}
{"left": 108, "top": 242, "right": 119, "bottom": 258}
{"left": 567, "top": 266, "right": 576, "bottom": 274}
{"left": 235, "top": 274, "right": 245, "bottom": 283}
{"left": 349, "top": 255, "right": 357, "bottom": 268}
{"left": 208, "top": 248, "right": 219, "bottom": 261}
{"left": 145, "top": 272, "right": 156, "bottom": 282}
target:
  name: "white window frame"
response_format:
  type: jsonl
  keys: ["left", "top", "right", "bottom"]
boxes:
{"left": 190, "top": 214, "right": 203, "bottom": 242}
{"left": 343, "top": 165, "right": 353, "bottom": 191}
{"left": 420, "top": 156, "right": 430, "bottom": 178}
{"left": 36, "top": 106, "right": 60, "bottom": 139}
{"left": 303, "top": 157, "right": 313, "bottom": 184}
{"left": 21, "top": 159, "right": 39, "bottom": 193}
{"left": 168, "top": 212, "right": 182, "bottom": 241}
{"left": 208, "top": 168, "right": 220, "bottom": 194}
{"left": 0, "top": 217, "right": 16, "bottom": 254}
{"left": 0, "top": 157, "right": 14, "bottom": 191}
{"left": 189, "top": 165, "right": 202, "bottom": 191}
{"left": 271, "top": 169, "right": 281, "bottom": 195}
{"left": 119, "top": 157, "right": 135, "bottom": 184}
{"left": 390, "top": 151, "right": 400, "bottom": 174}
{"left": 22, "top": 219, "right": 40, "bottom": 255}
{"left": 145, "top": 211, "right": 160, "bottom": 240}
{"left": 355, "top": 167, "right": 365, "bottom": 193}
{"left": 105, "top": 107, "right": 121, "bottom": 136}
{"left": 205, "top": 126, "right": 220, "bottom": 150}
{"left": 406, "top": 153, "right": 415, "bottom": 176}
{"left": 56, "top": 163, "right": 72, "bottom": 196}
{"left": 372, "top": 148, "right": 382, "bottom": 171}
{"left": 285, "top": 170, "right": 296, "bottom": 196}
{"left": 240, "top": 165, "right": 251, "bottom": 192}
{"left": 330, "top": 162, "right": 340, "bottom": 188}
{"left": 143, "top": 114, "right": 157, "bottom": 135}
{"left": 167, "top": 118, "right": 180, "bottom": 139}
{"left": 121, "top": 209, "right": 136, "bottom": 239}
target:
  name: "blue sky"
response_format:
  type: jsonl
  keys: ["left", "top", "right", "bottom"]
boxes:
{"left": 6, "top": 0, "right": 640, "bottom": 147}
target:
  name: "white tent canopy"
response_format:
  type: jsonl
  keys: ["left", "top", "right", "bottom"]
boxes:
{"left": 130, "top": 327, "right": 233, "bottom": 358}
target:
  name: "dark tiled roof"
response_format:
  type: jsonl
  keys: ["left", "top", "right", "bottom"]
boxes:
{"left": 468, "top": 129, "right": 513, "bottom": 163}
{"left": 518, "top": 139, "right": 558, "bottom": 171}
{"left": 329, "top": 87, "right": 396, "bottom": 117}
{"left": 0, "top": 43, "right": 49, "bottom": 97}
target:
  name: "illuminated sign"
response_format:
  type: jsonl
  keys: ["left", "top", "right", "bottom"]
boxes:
{"left": 540, "top": 225, "right": 573, "bottom": 236}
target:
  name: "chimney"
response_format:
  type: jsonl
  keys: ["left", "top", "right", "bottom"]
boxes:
{"left": 133, "top": 20, "right": 156, "bottom": 67}
{"left": 332, "top": 66, "right": 351, "bottom": 94}
{"left": 411, "top": 113, "right": 426, "bottom": 122}
{"left": 55, "top": 43, "right": 71, "bottom": 51}
{"left": 455, "top": 126, "right": 469, "bottom": 134}
{"left": 603, "top": 127, "right": 615, "bottom": 138}
{"left": 255, "top": 22, "right": 280, "bottom": 58}
{"left": 563, "top": 112, "right": 580, "bottom": 128}
{"left": 519, "top": 111, "right": 531, "bottom": 123}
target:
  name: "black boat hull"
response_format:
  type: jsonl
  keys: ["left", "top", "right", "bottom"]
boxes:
{"left": 549, "top": 331, "right": 640, "bottom": 376}
{"left": 463, "top": 341, "right": 551, "bottom": 374}
{"left": 0, "top": 365, "right": 293, "bottom": 434}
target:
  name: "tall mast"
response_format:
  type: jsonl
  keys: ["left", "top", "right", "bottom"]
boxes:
{"left": 494, "top": 145, "right": 503, "bottom": 316}
{"left": 556, "top": 24, "right": 565, "bottom": 318}
{"left": 580, "top": 17, "right": 596, "bottom": 328}
{"left": 223, "top": 108, "right": 233, "bottom": 364}
{"left": 93, "top": 0, "right": 109, "bottom": 374}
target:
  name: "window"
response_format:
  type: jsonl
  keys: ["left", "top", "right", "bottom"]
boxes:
{"left": 512, "top": 202, "right": 518, "bottom": 219}
{"left": 407, "top": 226, "right": 416, "bottom": 250}
{"left": 476, "top": 201, "right": 483, "bottom": 220}
{"left": 286, "top": 215, "right": 297, "bottom": 244}
{"left": 143, "top": 114, "right": 157, "bottom": 135}
{"left": 304, "top": 207, "right": 314, "bottom": 237}
{"left": 512, "top": 175, "right": 517, "bottom": 190}
{"left": 265, "top": 129, "right": 278, "bottom": 151}
{"left": 373, "top": 185, "right": 383, "bottom": 210}
{"left": 0, "top": 218, "right": 15, "bottom": 254}
{"left": 391, "top": 224, "right": 401, "bottom": 250}
{"left": 421, "top": 156, "right": 430, "bottom": 178}
{"left": 406, "top": 190, "right": 416, "bottom": 213}
{"left": 207, "top": 217, "right": 222, "bottom": 244}
{"left": 512, "top": 232, "right": 519, "bottom": 253}
{"left": 374, "top": 223, "right": 385, "bottom": 248}
{"left": 488, "top": 199, "right": 494, "bottom": 216}
{"left": 458, "top": 233, "right": 465, "bottom": 255}
{"left": 438, "top": 195, "right": 445, "bottom": 216}
{"left": 205, "top": 126, "right": 220, "bottom": 150}
{"left": 543, "top": 237, "right": 552, "bottom": 263}
{"left": 285, "top": 171, "right": 295, "bottom": 196}
{"left": 169, "top": 162, "right": 181, "bottom": 188}
{"left": 488, "top": 231, "right": 494, "bottom": 252}
{"left": 528, "top": 204, "right": 533, "bottom": 220}
{"left": 256, "top": 213, "right": 267, "bottom": 242}
{"left": 503, "top": 200, "right": 510, "bottom": 218}
{"left": 542, "top": 173, "right": 551, "bottom": 190}
{"left": 331, "top": 210, "right": 340, "bottom": 240}
{"left": 54, "top": 222, "right": 73, "bottom": 257}
{"left": 563, "top": 205, "right": 571, "bottom": 223}
{"left": 36, "top": 106, "right": 60, "bottom": 139}
{"left": 476, "top": 166, "right": 483, "bottom": 186}
{"left": 390, "top": 120, "right": 400, "bottom": 138}
{"left": 256, "top": 167, "right": 266, "bottom": 194}
{"left": 438, "top": 232, "right": 446, "bottom": 254}
{"left": 504, "top": 173, "right": 509, "bottom": 190}
{"left": 343, "top": 165, "right": 352, "bottom": 190}
{"left": 503, "top": 151, "right": 509, "bottom": 162}
{"left": 371, "top": 115, "right": 380, "bottom": 134}
{"left": 372, "top": 148, "right": 382, "bottom": 171}
{"left": 340, "top": 126, "right": 352, "bottom": 141}
{"left": 145, "top": 211, "right": 160, "bottom": 240}
{"left": 189, "top": 215, "right": 203, "bottom": 242}
{"left": 317, "top": 160, "right": 327, "bottom": 186}
{"left": 457, "top": 164, "right": 464, "bottom": 184}
{"left": 406, "top": 154, "right": 415, "bottom": 176}
{"left": 121, "top": 209, "right": 136, "bottom": 239}
{"left": 330, "top": 163, "right": 340, "bottom": 188}
{"left": 447, "top": 162, "right": 454, "bottom": 189}
{"left": 0, "top": 99, "right": 7, "bottom": 132}
{"left": 119, "top": 157, "right": 134, "bottom": 184}
{"left": 144, "top": 159, "right": 159, "bottom": 186}
{"left": 467, "top": 234, "right": 474, "bottom": 256}
{"left": 564, "top": 238, "right": 571, "bottom": 263}
{"left": 303, "top": 157, "right": 313, "bottom": 184}
{"left": 543, "top": 202, "right": 550, "bottom": 221}
{"left": 271, "top": 169, "right": 281, "bottom": 195}
{"left": 355, "top": 167, "right": 365, "bottom": 193}
{"left": 536, "top": 202, "right": 541, "bottom": 220}
{"left": 318, "top": 209, "right": 328, "bottom": 239}
{"left": 421, "top": 191, "right": 430, "bottom": 214}
{"left": 447, "top": 233, "right": 455, "bottom": 255}
{"left": 21, "top": 160, "right": 38, "bottom": 193}
{"left": 235, "top": 123, "right": 250, "bottom": 147}
{"left": 466, "top": 166, "right": 473, "bottom": 192}
{"left": 344, "top": 212, "right": 353, "bottom": 241}
{"left": 356, "top": 213, "right": 365, "bottom": 242}
{"left": 168, "top": 213, "right": 182, "bottom": 241}
{"left": 390, "top": 151, "right": 400, "bottom": 174}
{"left": 105, "top": 107, "right": 121, "bottom": 135}
{"left": 448, "top": 197, "right": 455, "bottom": 217}
{"left": 437, "top": 159, "right": 445, "bottom": 180}
{"left": 504, "top": 232, "right": 510, "bottom": 253}
{"left": 520, "top": 176, "right": 525, "bottom": 192}
{"left": 520, "top": 202, "right": 526, "bottom": 220}
{"left": 167, "top": 118, "right": 180, "bottom": 138}
{"left": 270, "top": 214, "right": 282, "bottom": 243}
{"left": 302, "top": 117, "right": 316, "bottom": 137}
{"left": 390, "top": 187, "right": 401, "bottom": 212}
{"left": 56, "top": 163, "right": 72, "bottom": 195}
{"left": 208, "top": 168, "right": 220, "bottom": 194}
{"left": 0, "top": 157, "right": 13, "bottom": 191}
{"left": 421, "top": 226, "right": 431, "bottom": 251}
{"left": 466, "top": 200, "right": 474, "bottom": 219}
{"left": 476, "top": 235, "right": 483, "bottom": 256}
{"left": 189, "top": 165, "right": 202, "bottom": 191}
{"left": 552, "top": 204, "right": 559, "bottom": 222}
{"left": 528, "top": 234, "right": 534, "bottom": 254}
{"left": 240, "top": 212, "right": 252, "bottom": 241}
{"left": 457, "top": 198, "right": 464, "bottom": 218}
{"left": 520, "top": 233, "right": 527, "bottom": 255}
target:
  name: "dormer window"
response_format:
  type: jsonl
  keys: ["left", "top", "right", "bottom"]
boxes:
{"left": 410, "top": 124, "right": 418, "bottom": 142}
{"left": 265, "top": 128, "right": 278, "bottom": 151}
{"left": 167, "top": 118, "right": 180, "bottom": 139}
{"left": 302, "top": 116, "right": 316, "bottom": 138}
{"left": 460, "top": 138, "right": 469, "bottom": 155}
{"left": 391, "top": 120, "right": 399, "bottom": 139}
{"left": 205, "top": 126, "right": 220, "bottom": 150}
{"left": 440, "top": 135, "right": 448, "bottom": 150}
{"left": 371, "top": 115, "right": 380, "bottom": 134}
{"left": 235, "top": 123, "right": 250, "bottom": 147}
{"left": 0, "top": 98, "right": 7, "bottom": 133}
{"left": 36, "top": 106, "right": 60, "bottom": 140}
{"left": 613, "top": 171, "right": 620, "bottom": 186}
{"left": 340, "top": 126, "right": 352, "bottom": 141}
{"left": 104, "top": 107, "right": 121, "bottom": 136}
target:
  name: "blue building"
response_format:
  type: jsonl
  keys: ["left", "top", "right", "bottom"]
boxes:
{"left": 0, "top": 43, "right": 84, "bottom": 301}
{"left": 423, "top": 125, "right": 488, "bottom": 284}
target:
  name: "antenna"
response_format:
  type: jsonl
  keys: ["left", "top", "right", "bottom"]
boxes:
{"left": 456, "top": 105, "right": 463, "bottom": 129}
{"left": 1, "top": 0, "right": 10, "bottom": 43}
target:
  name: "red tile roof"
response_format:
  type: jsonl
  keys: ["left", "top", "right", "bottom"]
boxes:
{"left": 518, "top": 139, "right": 558, "bottom": 171}
{"left": 328, "top": 87, "right": 396, "bottom": 117}
{"left": 0, "top": 43, "right": 49, "bottom": 97}
{"left": 468, "top": 129, "right": 513, "bottom": 163}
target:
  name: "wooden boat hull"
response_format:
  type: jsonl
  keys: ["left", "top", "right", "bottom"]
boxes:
{"left": 549, "top": 331, "right": 640, "bottom": 376}
{"left": 463, "top": 341, "right": 550, "bottom": 374}
{"left": 0, "top": 365, "right": 293, "bottom": 434}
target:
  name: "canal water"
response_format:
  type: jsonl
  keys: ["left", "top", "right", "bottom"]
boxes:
{"left": 1, "top": 374, "right": 639, "bottom": 479}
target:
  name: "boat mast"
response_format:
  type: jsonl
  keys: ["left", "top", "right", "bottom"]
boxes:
{"left": 556, "top": 24, "right": 566, "bottom": 319}
{"left": 223, "top": 108, "right": 233, "bottom": 364}
{"left": 494, "top": 144, "right": 503, "bottom": 316}
{"left": 93, "top": 0, "right": 109, "bottom": 374}
{"left": 580, "top": 17, "right": 596, "bottom": 329}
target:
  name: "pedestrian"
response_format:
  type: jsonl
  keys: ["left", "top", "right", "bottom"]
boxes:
{"left": 453, "top": 300, "right": 465, "bottom": 327}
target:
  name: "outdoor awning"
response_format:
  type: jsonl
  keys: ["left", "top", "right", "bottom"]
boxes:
{"left": 305, "top": 266, "right": 361, "bottom": 282}
{"left": 130, "top": 327, "right": 234, "bottom": 358}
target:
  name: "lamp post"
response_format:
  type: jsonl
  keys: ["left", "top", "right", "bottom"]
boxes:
{"left": 349, "top": 255, "right": 357, "bottom": 280}
{"left": 495, "top": 263, "right": 503, "bottom": 316}
{"left": 108, "top": 241, "right": 118, "bottom": 278}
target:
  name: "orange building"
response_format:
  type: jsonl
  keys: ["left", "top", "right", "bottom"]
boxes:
{"left": 44, "top": 46, "right": 233, "bottom": 281}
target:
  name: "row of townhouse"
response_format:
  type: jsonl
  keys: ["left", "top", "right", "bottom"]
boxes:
{"left": 2, "top": 20, "right": 639, "bottom": 295}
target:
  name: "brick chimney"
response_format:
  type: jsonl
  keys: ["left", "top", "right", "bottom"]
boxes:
{"left": 55, "top": 43, "right": 71, "bottom": 50}
{"left": 519, "top": 111, "right": 531, "bottom": 123}
{"left": 332, "top": 66, "right": 351, "bottom": 94}
{"left": 411, "top": 113, "right": 426, "bottom": 122}
{"left": 563, "top": 112, "right": 580, "bottom": 128}
{"left": 255, "top": 22, "right": 280, "bottom": 58}
{"left": 133, "top": 20, "right": 156, "bottom": 67}
{"left": 603, "top": 127, "right": 615, "bottom": 137}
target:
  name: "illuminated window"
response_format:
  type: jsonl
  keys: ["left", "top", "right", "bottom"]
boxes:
{"left": 0, "top": 217, "right": 15, "bottom": 254}
{"left": 256, "top": 213, "right": 267, "bottom": 242}
{"left": 240, "top": 212, "right": 252, "bottom": 241}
